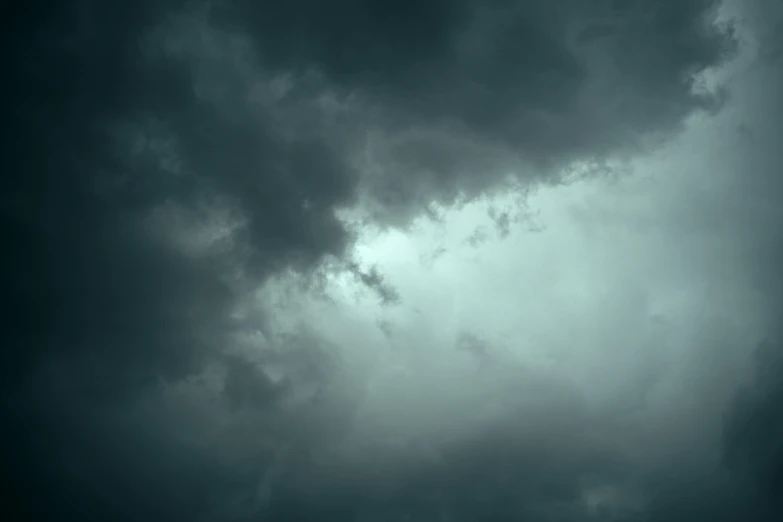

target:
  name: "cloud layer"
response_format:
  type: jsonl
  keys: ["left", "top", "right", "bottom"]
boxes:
{"left": 2, "top": 0, "right": 782, "bottom": 521}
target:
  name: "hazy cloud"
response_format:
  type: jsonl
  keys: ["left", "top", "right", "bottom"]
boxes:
{"left": 2, "top": 1, "right": 781, "bottom": 521}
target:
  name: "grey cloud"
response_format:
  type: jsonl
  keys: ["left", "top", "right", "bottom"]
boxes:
{"left": 346, "top": 262, "right": 401, "bottom": 305}
{"left": 203, "top": 0, "right": 738, "bottom": 221}
{"left": 1, "top": 0, "right": 778, "bottom": 521}
{"left": 723, "top": 337, "right": 783, "bottom": 510}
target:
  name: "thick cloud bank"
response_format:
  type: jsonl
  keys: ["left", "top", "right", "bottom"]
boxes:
{"left": 2, "top": 0, "right": 781, "bottom": 521}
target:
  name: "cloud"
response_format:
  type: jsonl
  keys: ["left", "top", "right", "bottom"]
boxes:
{"left": 2, "top": 0, "right": 781, "bottom": 521}
{"left": 724, "top": 339, "right": 783, "bottom": 508}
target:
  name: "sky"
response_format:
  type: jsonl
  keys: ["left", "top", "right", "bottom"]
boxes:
{"left": 2, "top": 1, "right": 782, "bottom": 521}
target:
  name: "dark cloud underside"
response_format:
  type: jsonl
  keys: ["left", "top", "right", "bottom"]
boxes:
{"left": 2, "top": 0, "right": 781, "bottom": 521}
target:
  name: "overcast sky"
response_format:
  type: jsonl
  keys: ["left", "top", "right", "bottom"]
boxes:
{"left": 2, "top": 1, "right": 782, "bottom": 521}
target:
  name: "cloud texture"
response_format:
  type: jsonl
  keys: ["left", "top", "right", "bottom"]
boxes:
{"left": 1, "top": 0, "right": 782, "bottom": 521}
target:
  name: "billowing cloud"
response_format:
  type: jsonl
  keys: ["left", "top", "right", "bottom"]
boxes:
{"left": 1, "top": 0, "right": 782, "bottom": 521}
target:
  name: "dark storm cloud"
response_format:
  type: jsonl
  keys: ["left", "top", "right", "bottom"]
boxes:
{"left": 717, "top": 4, "right": 783, "bottom": 508}
{"left": 234, "top": 0, "right": 736, "bottom": 216}
{"left": 0, "top": 0, "right": 773, "bottom": 521}
{"left": 724, "top": 340, "right": 783, "bottom": 508}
